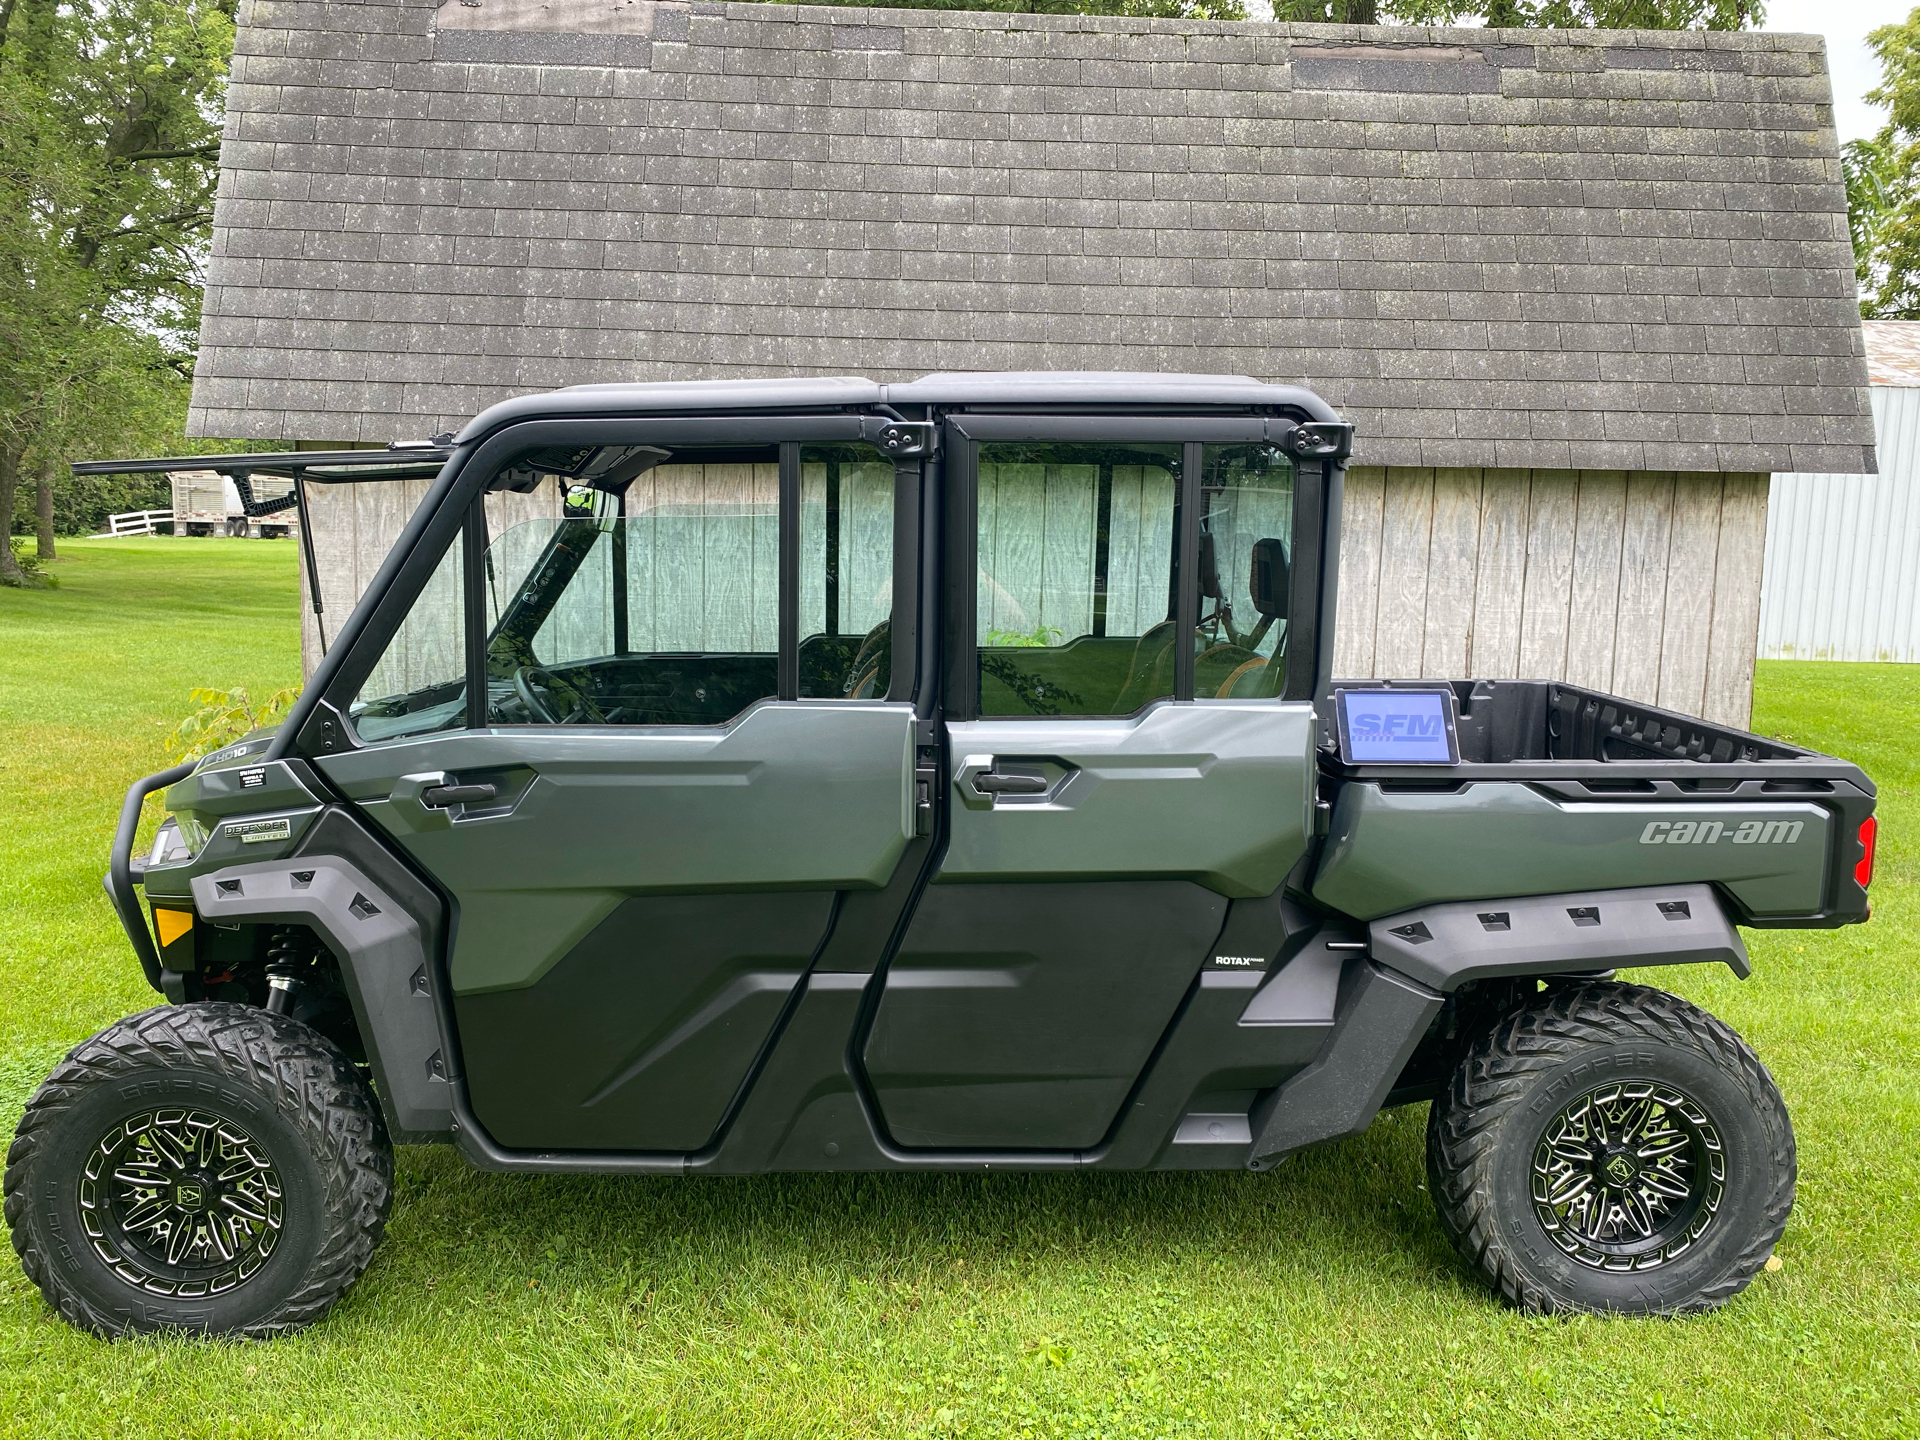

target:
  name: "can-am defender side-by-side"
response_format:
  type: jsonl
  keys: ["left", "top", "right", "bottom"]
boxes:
{"left": 11, "top": 375, "right": 1874, "bottom": 1336}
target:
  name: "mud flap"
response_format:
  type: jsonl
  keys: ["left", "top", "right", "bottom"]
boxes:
{"left": 1245, "top": 960, "right": 1442, "bottom": 1169}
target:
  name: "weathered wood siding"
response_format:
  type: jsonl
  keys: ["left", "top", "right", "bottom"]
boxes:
{"left": 976, "top": 460, "right": 1178, "bottom": 642}
{"left": 300, "top": 476, "right": 562, "bottom": 677}
{"left": 301, "top": 458, "right": 898, "bottom": 676}
{"left": 1335, "top": 467, "right": 1769, "bottom": 728}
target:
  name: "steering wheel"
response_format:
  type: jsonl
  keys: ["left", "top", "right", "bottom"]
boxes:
{"left": 512, "top": 665, "right": 605, "bottom": 725}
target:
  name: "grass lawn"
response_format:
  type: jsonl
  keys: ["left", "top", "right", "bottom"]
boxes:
{"left": 1, "top": 538, "right": 1916, "bottom": 1438}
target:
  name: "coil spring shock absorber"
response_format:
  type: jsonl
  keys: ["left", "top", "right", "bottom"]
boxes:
{"left": 264, "top": 925, "right": 307, "bottom": 1015}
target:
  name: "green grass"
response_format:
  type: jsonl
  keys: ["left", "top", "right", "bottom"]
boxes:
{"left": 2, "top": 540, "right": 1917, "bottom": 1438}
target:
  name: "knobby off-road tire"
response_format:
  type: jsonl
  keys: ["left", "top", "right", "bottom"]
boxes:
{"left": 1426, "top": 981, "right": 1794, "bottom": 1316}
{"left": 6, "top": 1003, "right": 393, "bottom": 1338}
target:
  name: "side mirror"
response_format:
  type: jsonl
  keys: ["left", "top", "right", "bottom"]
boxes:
{"left": 1276, "top": 421, "right": 1353, "bottom": 461}
{"left": 1250, "top": 538, "right": 1288, "bottom": 619}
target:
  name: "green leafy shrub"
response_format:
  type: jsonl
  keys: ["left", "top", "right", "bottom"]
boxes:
{"left": 5, "top": 538, "right": 55, "bottom": 587}
{"left": 984, "top": 623, "right": 1062, "bottom": 648}
{"left": 161, "top": 685, "right": 301, "bottom": 765}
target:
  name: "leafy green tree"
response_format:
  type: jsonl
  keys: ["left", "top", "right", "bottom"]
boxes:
{"left": 1847, "top": 9, "right": 1920, "bottom": 318}
{"left": 1303, "top": 0, "right": 1759, "bottom": 24}
{"left": 0, "top": 0, "right": 234, "bottom": 584}
{"left": 779, "top": 0, "right": 1249, "bottom": 14}
{"left": 1269, "top": 1, "right": 1378, "bottom": 21}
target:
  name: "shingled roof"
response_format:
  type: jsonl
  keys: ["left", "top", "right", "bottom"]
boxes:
{"left": 191, "top": 1, "right": 1875, "bottom": 473}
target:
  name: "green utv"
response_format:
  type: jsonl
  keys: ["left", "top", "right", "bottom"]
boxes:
{"left": 11, "top": 375, "right": 1876, "bottom": 1336}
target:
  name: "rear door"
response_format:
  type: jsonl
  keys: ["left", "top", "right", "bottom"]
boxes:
{"left": 860, "top": 419, "right": 1323, "bottom": 1151}
{"left": 310, "top": 424, "right": 920, "bottom": 1152}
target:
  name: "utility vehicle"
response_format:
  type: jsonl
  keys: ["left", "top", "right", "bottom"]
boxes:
{"left": 11, "top": 374, "right": 1876, "bottom": 1336}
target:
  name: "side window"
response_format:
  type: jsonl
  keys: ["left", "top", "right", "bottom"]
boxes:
{"left": 347, "top": 531, "right": 467, "bottom": 744}
{"left": 975, "top": 442, "right": 1182, "bottom": 717}
{"left": 800, "top": 443, "right": 895, "bottom": 700}
{"left": 484, "top": 447, "right": 780, "bottom": 725}
{"left": 1198, "top": 444, "right": 1294, "bottom": 699}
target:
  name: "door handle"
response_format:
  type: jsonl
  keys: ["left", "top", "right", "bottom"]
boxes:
{"left": 955, "top": 754, "right": 1066, "bottom": 809}
{"left": 421, "top": 783, "right": 497, "bottom": 808}
{"left": 972, "top": 773, "right": 1047, "bottom": 795}
{"left": 389, "top": 772, "right": 498, "bottom": 830}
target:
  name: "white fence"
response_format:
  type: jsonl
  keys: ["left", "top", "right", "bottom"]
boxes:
{"left": 1760, "top": 385, "right": 1920, "bottom": 663}
{"left": 96, "top": 509, "right": 174, "bottom": 537}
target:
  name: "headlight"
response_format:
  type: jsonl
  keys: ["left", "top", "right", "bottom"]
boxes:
{"left": 149, "top": 815, "right": 205, "bottom": 867}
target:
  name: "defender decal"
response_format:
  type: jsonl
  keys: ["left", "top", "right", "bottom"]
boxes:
{"left": 226, "top": 818, "right": 293, "bottom": 845}
{"left": 1639, "top": 819, "right": 1805, "bottom": 846}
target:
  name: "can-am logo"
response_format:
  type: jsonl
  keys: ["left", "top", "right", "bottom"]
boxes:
{"left": 1639, "top": 819, "right": 1803, "bottom": 846}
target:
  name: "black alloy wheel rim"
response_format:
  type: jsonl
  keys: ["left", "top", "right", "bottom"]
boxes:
{"left": 79, "top": 1108, "right": 285, "bottom": 1298}
{"left": 1529, "top": 1081, "right": 1726, "bottom": 1271}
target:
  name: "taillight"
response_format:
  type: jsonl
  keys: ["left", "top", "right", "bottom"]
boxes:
{"left": 1856, "top": 817, "right": 1877, "bottom": 889}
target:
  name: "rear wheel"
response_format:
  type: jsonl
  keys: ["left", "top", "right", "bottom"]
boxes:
{"left": 1426, "top": 981, "right": 1793, "bottom": 1315}
{"left": 5, "top": 1003, "right": 392, "bottom": 1337}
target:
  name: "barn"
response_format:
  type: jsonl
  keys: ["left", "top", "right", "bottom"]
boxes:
{"left": 189, "top": 1, "right": 1876, "bottom": 723}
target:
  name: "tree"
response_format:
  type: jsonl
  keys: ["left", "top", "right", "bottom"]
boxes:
{"left": 1847, "top": 9, "right": 1920, "bottom": 318}
{"left": 1302, "top": 0, "right": 1759, "bottom": 24}
{"left": 779, "top": 0, "right": 1250, "bottom": 17}
{"left": 0, "top": 0, "right": 234, "bottom": 585}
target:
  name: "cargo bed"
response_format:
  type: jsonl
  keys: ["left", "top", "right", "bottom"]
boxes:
{"left": 1311, "top": 680, "right": 1875, "bottom": 928}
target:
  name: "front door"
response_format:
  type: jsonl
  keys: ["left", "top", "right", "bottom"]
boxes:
{"left": 860, "top": 423, "right": 1320, "bottom": 1151}
{"left": 314, "top": 431, "right": 918, "bottom": 1151}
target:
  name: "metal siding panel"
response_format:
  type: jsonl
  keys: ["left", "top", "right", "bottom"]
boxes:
{"left": 1760, "top": 386, "right": 1920, "bottom": 663}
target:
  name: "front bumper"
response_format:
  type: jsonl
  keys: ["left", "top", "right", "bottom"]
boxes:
{"left": 105, "top": 761, "right": 199, "bottom": 996}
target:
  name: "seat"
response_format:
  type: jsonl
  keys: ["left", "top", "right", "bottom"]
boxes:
{"left": 1112, "top": 619, "right": 1179, "bottom": 713}
{"left": 1215, "top": 635, "right": 1288, "bottom": 698}
{"left": 842, "top": 618, "right": 890, "bottom": 699}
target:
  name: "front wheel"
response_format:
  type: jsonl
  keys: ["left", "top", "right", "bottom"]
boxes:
{"left": 1426, "top": 981, "right": 1794, "bottom": 1316}
{"left": 5, "top": 1004, "right": 393, "bottom": 1337}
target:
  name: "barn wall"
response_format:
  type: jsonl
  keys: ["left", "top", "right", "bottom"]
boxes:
{"left": 1333, "top": 467, "right": 1769, "bottom": 729}
{"left": 1759, "top": 385, "right": 1920, "bottom": 664}
{"left": 298, "top": 475, "right": 562, "bottom": 676}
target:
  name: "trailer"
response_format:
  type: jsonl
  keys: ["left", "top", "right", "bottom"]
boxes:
{"left": 170, "top": 470, "right": 299, "bottom": 538}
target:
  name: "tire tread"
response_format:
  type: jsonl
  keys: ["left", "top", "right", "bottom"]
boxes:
{"left": 5, "top": 1003, "right": 392, "bottom": 1338}
{"left": 1425, "top": 981, "right": 1794, "bottom": 1316}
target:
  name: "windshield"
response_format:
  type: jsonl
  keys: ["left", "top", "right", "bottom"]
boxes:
{"left": 343, "top": 442, "right": 897, "bottom": 738}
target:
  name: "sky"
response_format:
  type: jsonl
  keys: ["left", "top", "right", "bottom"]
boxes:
{"left": 1764, "top": 0, "right": 1911, "bottom": 144}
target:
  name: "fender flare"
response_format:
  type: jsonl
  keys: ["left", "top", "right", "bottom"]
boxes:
{"left": 1365, "top": 883, "right": 1749, "bottom": 992}
{"left": 191, "top": 857, "right": 452, "bottom": 1139}
{"left": 1245, "top": 884, "right": 1748, "bottom": 1166}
